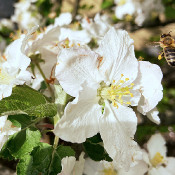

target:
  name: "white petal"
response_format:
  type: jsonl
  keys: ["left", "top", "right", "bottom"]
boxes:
{"left": 59, "top": 28, "right": 91, "bottom": 44}
{"left": 59, "top": 156, "right": 76, "bottom": 175}
{"left": 146, "top": 107, "right": 160, "bottom": 125}
{"left": 54, "top": 13, "right": 72, "bottom": 26}
{"left": 97, "top": 27, "right": 138, "bottom": 84}
{"left": 136, "top": 61, "right": 163, "bottom": 114}
{"left": 72, "top": 152, "right": 85, "bottom": 175}
{"left": 148, "top": 166, "right": 171, "bottom": 175}
{"left": 54, "top": 85, "right": 101, "bottom": 143}
{"left": 0, "top": 85, "right": 12, "bottom": 100}
{"left": 55, "top": 47, "right": 102, "bottom": 97}
{"left": 147, "top": 133, "right": 166, "bottom": 160}
{"left": 118, "top": 160, "right": 148, "bottom": 175}
{"left": 0, "top": 116, "right": 8, "bottom": 128}
{"left": 165, "top": 157, "right": 175, "bottom": 174}
{"left": 84, "top": 158, "right": 104, "bottom": 175}
{"left": 99, "top": 101, "right": 139, "bottom": 170}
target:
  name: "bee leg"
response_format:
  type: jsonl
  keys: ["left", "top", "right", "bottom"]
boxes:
{"left": 158, "top": 51, "right": 164, "bottom": 60}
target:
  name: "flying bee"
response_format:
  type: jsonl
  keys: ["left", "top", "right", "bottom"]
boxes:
{"left": 149, "top": 31, "right": 175, "bottom": 67}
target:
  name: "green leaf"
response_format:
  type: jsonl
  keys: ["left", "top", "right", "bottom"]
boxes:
{"left": 83, "top": 134, "right": 112, "bottom": 161}
{"left": 17, "top": 143, "right": 75, "bottom": 175}
{"left": 0, "top": 128, "right": 41, "bottom": 159}
{"left": 8, "top": 115, "right": 37, "bottom": 128}
{"left": 0, "top": 85, "right": 57, "bottom": 117}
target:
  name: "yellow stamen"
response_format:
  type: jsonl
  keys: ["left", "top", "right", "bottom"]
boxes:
{"left": 151, "top": 152, "right": 164, "bottom": 167}
{"left": 100, "top": 74, "right": 134, "bottom": 108}
{"left": 102, "top": 164, "right": 117, "bottom": 175}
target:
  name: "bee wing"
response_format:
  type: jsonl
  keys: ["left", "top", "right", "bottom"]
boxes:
{"left": 146, "top": 42, "right": 161, "bottom": 47}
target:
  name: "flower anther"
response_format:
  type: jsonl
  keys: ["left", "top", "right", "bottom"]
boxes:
{"left": 150, "top": 152, "right": 165, "bottom": 167}
{"left": 99, "top": 74, "right": 134, "bottom": 108}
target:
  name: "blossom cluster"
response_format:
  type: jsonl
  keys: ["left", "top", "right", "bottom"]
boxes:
{"left": 114, "top": 0, "right": 165, "bottom": 26}
{"left": 0, "top": 9, "right": 174, "bottom": 175}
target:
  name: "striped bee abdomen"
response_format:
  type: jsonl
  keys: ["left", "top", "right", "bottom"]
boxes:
{"left": 164, "top": 47, "right": 175, "bottom": 67}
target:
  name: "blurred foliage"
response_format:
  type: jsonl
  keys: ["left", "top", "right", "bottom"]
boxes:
{"left": 101, "top": 0, "right": 114, "bottom": 10}
{"left": 136, "top": 124, "right": 175, "bottom": 144}
{"left": 162, "top": 0, "right": 175, "bottom": 20}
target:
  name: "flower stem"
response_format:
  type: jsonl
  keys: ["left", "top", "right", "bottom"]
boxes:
{"left": 35, "top": 62, "right": 55, "bottom": 101}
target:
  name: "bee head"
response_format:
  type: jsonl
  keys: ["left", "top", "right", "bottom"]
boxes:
{"left": 160, "top": 31, "right": 172, "bottom": 38}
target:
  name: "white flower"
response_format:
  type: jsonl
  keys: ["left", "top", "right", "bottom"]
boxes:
{"left": 143, "top": 133, "right": 175, "bottom": 175}
{"left": 28, "top": 12, "right": 90, "bottom": 90}
{"left": 0, "top": 27, "right": 36, "bottom": 100}
{"left": 54, "top": 27, "right": 143, "bottom": 170}
{"left": 115, "top": 0, "right": 164, "bottom": 26}
{"left": 81, "top": 13, "right": 112, "bottom": 44}
{"left": 0, "top": 116, "right": 21, "bottom": 150}
{"left": 11, "top": 0, "right": 42, "bottom": 30}
{"left": 84, "top": 158, "right": 148, "bottom": 175}
{"left": 58, "top": 152, "right": 85, "bottom": 175}
{"left": 54, "top": 27, "right": 163, "bottom": 169}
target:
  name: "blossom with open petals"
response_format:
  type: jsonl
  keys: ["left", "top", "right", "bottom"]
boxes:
{"left": 54, "top": 27, "right": 163, "bottom": 170}
{"left": 84, "top": 158, "right": 148, "bottom": 175}
{"left": 0, "top": 27, "right": 36, "bottom": 100}
{"left": 143, "top": 133, "right": 175, "bottom": 175}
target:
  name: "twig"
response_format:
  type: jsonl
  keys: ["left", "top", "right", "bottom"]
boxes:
{"left": 35, "top": 62, "right": 55, "bottom": 101}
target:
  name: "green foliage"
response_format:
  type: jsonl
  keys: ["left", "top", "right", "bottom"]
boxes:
{"left": 36, "top": 0, "right": 53, "bottom": 17}
{"left": 158, "top": 87, "right": 175, "bottom": 113}
{"left": 8, "top": 115, "right": 37, "bottom": 128}
{"left": 83, "top": 134, "right": 112, "bottom": 161}
{"left": 136, "top": 124, "right": 175, "bottom": 144}
{"left": 0, "top": 85, "right": 57, "bottom": 117}
{"left": 17, "top": 143, "right": 75, "bottom": 175}
{"left": 165, "top": 6, "right": 175, "bottom": 20}
{"left": 101, "top": 0, "right": 114, "bottom": 9}
{"left": 162, "top": 0, "right": 175, "bottom": 20}
{"left": 0, "top": 128, "right": 41, "bottom": 159}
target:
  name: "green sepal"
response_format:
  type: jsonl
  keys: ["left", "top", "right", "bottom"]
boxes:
{"left": 17, "top": 143, "right": 75, "bottom": 175}
{"left": 83, "top": 133, "right": 112, "bottom": 161}
{"left": 0, "top": 85, "right": 57, "bottom": 117}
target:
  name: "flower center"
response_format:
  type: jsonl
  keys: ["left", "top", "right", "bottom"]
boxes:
{"left": 150, "top": 152, "right": 164, "bottom": 167}
{"left": 0, "top": 68, "right": 14, "bottom": 85}
{"left": 98, "top": 74, "right": 134, "bottom": 108}
{"left": 102, "top": 166, "right": 117, "bottom": 175}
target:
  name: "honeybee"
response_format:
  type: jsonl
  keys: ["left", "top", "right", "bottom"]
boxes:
{"left": 150, "top": 31, "right": 175, "bottom": 67}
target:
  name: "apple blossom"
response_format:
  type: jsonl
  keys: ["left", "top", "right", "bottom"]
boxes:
{"left": 54, "top": 27, "right": 142, "bottom": 170}
{"left": 11, "top": 0, "right": 42, "bottom": 30}
{"left": 54, "top": 27, "right": 163, "bottom": 170}
{"left": 84, "top": 158, "right": 148, "bottom": 175}
{"left": 114, "top": 0, "right": 164, "bottom": 26}
{"left": 0, "top": 27, "right": 36, "bottom": 100}
{"left": 143, "top": 133, "right": 175, "bottom": 175}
